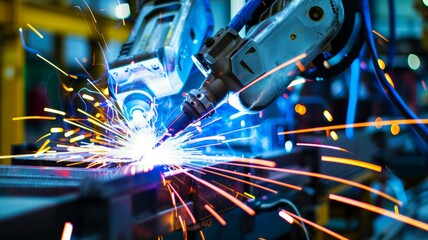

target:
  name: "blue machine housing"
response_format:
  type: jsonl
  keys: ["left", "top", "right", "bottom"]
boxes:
{"left": 108, "top": 0, "right": 213, "bottom": 123}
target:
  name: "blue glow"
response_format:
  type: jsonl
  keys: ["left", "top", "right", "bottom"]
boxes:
{"left": 346, "top": 59, "right": 360, "bottom": 139}
{"left": 285, "top": 140, "right": 293, "bottom": 152}
{"left": 240, "top": 120, "right": 246, "bottom": 127}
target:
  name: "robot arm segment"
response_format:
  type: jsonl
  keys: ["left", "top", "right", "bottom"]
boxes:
{"left": 163, "top": 0, "right": 345, "bottom": 138}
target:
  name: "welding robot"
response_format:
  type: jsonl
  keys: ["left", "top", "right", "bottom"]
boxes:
{"left": 2, "top": 1, "right": 426, "bottom": 239}
{"left": 108, "top": 0, "right": 365, "bottom": 137}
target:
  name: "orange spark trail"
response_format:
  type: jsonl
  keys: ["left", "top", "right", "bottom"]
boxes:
{"left": 221, "top": 162, "right": 401, "bottom": 205}
{"left": 280, "top": 209, "right": 348, "bottom": 240}
{"left": 295, "top": 61, "right": 305, "bottom": 71}
{"left": 211, "top": 180, "right": 247, "bottom": 199}
{"left": 170, "top": 190, "right": 177, "bottom": 216}
{"left": 101, "top": 33, "right": 110, "bottom": 52}
{"left": 26, "top": 23, "right": 43, "bottom": 39}
{"left": 297, "top": 143, "right": 352, "bottom": 154}
{"left": 278, "top": 119, "right": 428, "bottom": 135}
{"left": 279, "top": 211, "right": 294, "bottom": 224}
{"left": 82, "top": 94, "right": 94, "bottom": 101}
{"left": 36, "top": 54, "right": 69, "bottom": 77}
{"left": 422, "top": 80, "right": 427, "bottom": 91}
{"left": 75, "top": 58, "right": 94, "bottom": 80}
{"left": 202, "top": 165, "right": 302, "bottom": 191}
{"left": 205, "top": 204, "right": 227, "bottom": 226}
{"left": 329, "top": 194, "right": 428, "bottom": 231}
{"left": 195, "top": 167, "right": 278, "bottom": 194}
{"left": 35, "top": 133, "right": 52, "bottom": 143}
{"left": 35, "top": 139, "right": 50, "bottom": 157}
{"left": 168, "top": 183, "right": 197, "bottom": 224}
{"left": 237, "top": 53, "right": 308, "bottom": 94}
{"left": 244, "top": 192, "right": 255, "bottom": 199}
{"left": 63, "top": 119, "right": 108, "bottom": 138}
{"left": 180, "top": 168, "right": 255, "bottom": 216}
{"left": 199, "top": 230, "right": 206, "bottom": 240}
{"left": 64, "top": 128, "right": 80, "bottom": 138}
{"left": 178, "top": 215, "right": 187, "bottom": 240}
{"left": 13, "top": 116, "right": 56, "bottom": 121}
{"left": 372, "top": 29, "right": 389, "bottom": 42}
{"left": 44, "top": 107, "right": 66, "bottom": 116}
{"left": 50, "top": 127, "right": 64, "bottom": 133}
{"left": 196, "top": 53, "right": 307, "bottom": 122}
{"left": 61, "top": 82, "right": 74, "bottom": 92}
{"left": 191, "top": 156, "right": 276, "bottom": 167}
{"left": 79, "top": 108, "right": 125, "bottom": 140}
{"left": 323, "top": 110, "right": 333, "bottom": 122}
{"left": 60, "top": 222, "right": 73, "bottom": 240}
{"left": 83, "top": 0, "right": 97, "bottom": 23}
{"left": 85, "top": 78, "right": 127, "bottom": 120}
{"left": 296, "top": 143, "right": 353, "bottom": 154}
{"left": 321, "top": 156, "right": 382, "bottom": 172}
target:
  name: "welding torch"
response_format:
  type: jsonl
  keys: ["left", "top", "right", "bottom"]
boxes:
{"left": 160, "top": 0, "right": 345, "bottom": 142}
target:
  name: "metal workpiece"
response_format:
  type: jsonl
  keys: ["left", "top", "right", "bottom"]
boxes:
{"left": 0, "top": 162, "right": 248, "bottom": 239}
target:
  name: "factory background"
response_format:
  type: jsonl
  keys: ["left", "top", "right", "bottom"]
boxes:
{"left": 0, "top": 0, "right": 428, "bottom": 239}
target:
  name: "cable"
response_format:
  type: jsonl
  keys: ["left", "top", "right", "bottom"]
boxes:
{"left": 386, "top": 0, "right": 396, "bottom": 70}
{"left": 255, "top": 198, "right": 310, "bottom": 240}
{"left": 228, "top": 0, "right": 263, "bottom": 32}
{"left": 361, "top": 0, "right": 428, "bottom": 145}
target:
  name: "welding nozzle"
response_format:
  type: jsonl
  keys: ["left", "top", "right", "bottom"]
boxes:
{"left": 158, "top": 74, "right": 228, "bottom": 143}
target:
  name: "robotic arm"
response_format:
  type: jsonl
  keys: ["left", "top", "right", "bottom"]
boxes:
{"left": 108, "top": 0, "right": 213, "bottom": 125}
{"left": 162, "top": 0, "right": 345, "bottom": 140}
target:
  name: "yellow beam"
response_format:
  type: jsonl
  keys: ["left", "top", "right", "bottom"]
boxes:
{"left": 0, "top": 1, "right": 24, "bottom": 161}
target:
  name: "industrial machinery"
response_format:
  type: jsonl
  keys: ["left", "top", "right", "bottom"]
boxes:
{"left": 108, "top": 0, "right": 366, "bottom": 138}
{"left": 2, "top": 0, "right": 427, "bottom": 239}
{"left": 108, "top": 0, "right": 213, "bottom": 125}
